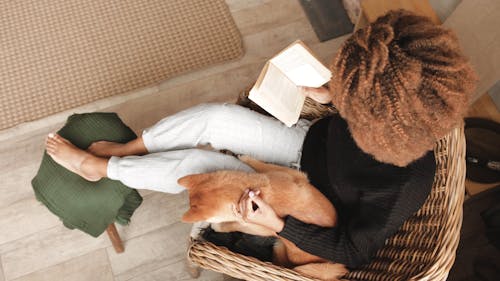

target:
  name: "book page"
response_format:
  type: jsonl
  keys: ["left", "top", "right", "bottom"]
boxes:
{"left": 286, "top": 64, "right": 326, "bottom": 88}
{"left": 249, "top": 63, "right": 304, "bottom": 126}
{"left": 270, "top": 42, "right": 331, "bottom": 87}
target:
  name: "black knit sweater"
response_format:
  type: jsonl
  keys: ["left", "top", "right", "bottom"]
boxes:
{"left": 279, "top": 115, "right": 436, "bottom": 268}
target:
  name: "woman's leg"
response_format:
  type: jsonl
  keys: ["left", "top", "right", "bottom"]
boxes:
{"left": 88, "top": 137, "right": 147, "bottom": 157}
{"left": 46, "top": 134, "right": 253, "bottom": 193}
{"left": 106, "top": 149, "right": 253, "bottom": 193}
{"left": 90, "top": 103, "right": 310, "bottom": 167}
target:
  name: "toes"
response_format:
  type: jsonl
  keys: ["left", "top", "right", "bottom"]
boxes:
{"left": 45, "top": 133, "right": 62, "bottom": 155}
{"left": 46, "top": 133, "right": 55, "bottom": 143}
{"left": 46, "top": 145, "right": 56, "bottom": 155}
{"left": 52, "top": 134, "right": 65, "bottom": 143}
{"left": 46, "top": 141, "right": 57, "bottom": 151}
{"left": 46, "top": 137, "right": 57, "bottom": 147}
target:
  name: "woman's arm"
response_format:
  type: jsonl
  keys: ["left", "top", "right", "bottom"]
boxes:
{"left": 237, "top": 161, "right": 435, "bottom": 269}
{"left": 278, "top": 207, "right": 386, "bottom": 268}
{"left": 236, "top": 189, "right": 381, "bottom": 268}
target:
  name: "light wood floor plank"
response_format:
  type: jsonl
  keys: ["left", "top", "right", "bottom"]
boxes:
{"left": 0, "top": 164, "right": 41, "bottom": 209}
{"left": 107, "top": 222, "right": 192, "bottom": 281}
{"left": 114, "top": 192, "right": 189, "bottom": 242}
{"left": 230, "top": 0, "right": 306, "bottom": 36}
{"left": 225, "top": 0, "right": 271, "bottom": 13}
{"left": 113, "top": 62, "right": 263, "bottom": 132}
{"left": 124, "top": 258, "right": 228, "bottom": 281}
{"left": 0, "top": 1, "right": 357, "bottom": 279}
{"left": 0, "top": 197, "right": 60, "bottom": 248}
{"left": 10, "top": 250, "right": 113, "bottom": 281}
{"left": 0, "top": 225, "right": 110, "bottom": 280}
{"left": 0, "top": 256, "right": 5, "bottom": 281}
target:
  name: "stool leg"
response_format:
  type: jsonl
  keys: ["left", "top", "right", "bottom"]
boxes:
{"left": 107, "top": 223, "right": 124, "bottom": 253}
{"left": 185, "top": 257, "right": 201, "bottom": 279}
{"left": 186, "top": 256, "right": 201, "bottom": 278}
{"left": 186, "top": 237, "right": 201, "bottom": 278}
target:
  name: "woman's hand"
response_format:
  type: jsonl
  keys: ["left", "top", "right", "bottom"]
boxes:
{"left": 299, "top": 86, "right": 333, "bottom": 104}
{"left": 233, "top": 189, "right": 285, "bottom": 233}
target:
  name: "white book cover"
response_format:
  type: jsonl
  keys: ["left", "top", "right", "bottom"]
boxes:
{"left": 249, "top": 40, "right": 331, "bottom": 127}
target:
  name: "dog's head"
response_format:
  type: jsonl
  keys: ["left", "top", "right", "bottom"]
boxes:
{"left": 178, "top": 171, "right": 266, "bottom": 223}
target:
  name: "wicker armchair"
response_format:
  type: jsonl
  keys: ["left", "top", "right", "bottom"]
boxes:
{"left": 186, "top": 92, "right": 466, "bottom": 281}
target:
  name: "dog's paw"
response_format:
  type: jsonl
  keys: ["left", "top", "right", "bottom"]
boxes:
{"left": 210, "top": 222, "right": 228, "bottom": 233}
{"left": 211, "top": 221, "right": 246, "bottom": 233}
{"left": 190, "top": 221, "right": 210, "bottom": 238}
{"left": 237, "top": 154, "right": 254, "bottom": 164}
{"left": 210, "top": 222, "right": 222, "bottom": 232}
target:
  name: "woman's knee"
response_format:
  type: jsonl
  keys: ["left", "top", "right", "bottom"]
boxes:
{"left": 193, "top": 103, "right": 246, "bottom": 128}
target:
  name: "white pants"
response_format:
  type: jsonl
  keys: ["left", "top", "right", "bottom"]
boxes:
{"left": 106, "top": 103, "right": 311, "bottom": 193}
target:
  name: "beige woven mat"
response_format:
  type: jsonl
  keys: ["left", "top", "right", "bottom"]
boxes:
{"left": 0, "top": 0, "right": 243, "bottom": 130}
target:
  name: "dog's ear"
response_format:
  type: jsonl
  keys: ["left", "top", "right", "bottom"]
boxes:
{"left": 181, "top": 208, "right": 206, "bottom": 222}
{"left": 178, "top": 174, "right": 209, "bottom": 189}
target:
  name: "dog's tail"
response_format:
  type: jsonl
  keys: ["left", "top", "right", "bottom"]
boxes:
{"left": 272, "top": 240, "right": 291, "bottom": 267}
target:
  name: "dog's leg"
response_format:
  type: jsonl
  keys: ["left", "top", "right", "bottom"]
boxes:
{"left": 293, "top": 262, "right": 348, "bottom": 281}
{"left": 211, "top": 221, "right": 275, "bottom": 237}
{"left": 239, "top": 155, "right": 291, "bottom": 172}
{"left": 272, "top": 240, "right": 292, "bottom": 267}
{"left": 238, "top": 155, "right": 306, "bottom": 179}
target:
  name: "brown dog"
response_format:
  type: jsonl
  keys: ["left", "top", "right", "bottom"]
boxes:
{"left": 179, "top": 156, "right": 347, "bottom": 280}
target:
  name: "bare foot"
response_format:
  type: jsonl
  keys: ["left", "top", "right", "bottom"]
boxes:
{"left": 88, "top": 141, "right": 126, "bottom": 157}
{"left": 45, "top": 134, "right": 105, "bottom": 181}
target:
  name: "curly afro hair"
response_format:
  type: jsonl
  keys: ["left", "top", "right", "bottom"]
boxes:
{"left": 329, "top": 10, "right": 477, "bottom": 166}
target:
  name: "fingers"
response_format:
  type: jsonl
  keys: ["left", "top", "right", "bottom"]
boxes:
{"left": 299, "top": 86, "right": 324, "bottom": 95}
{"left": 237, "top": 189, "right": 263, "bottom": 222}
{"left": 238, "top": 189, "right": 250, "bottom": 221}
{"left": 245, "top": 192, "right": 254, "bottom": 214}
{"left": 299, "top": 86, "right": 311, "bottom": 97}
{"left": 231, "top": 204, "right": 242, "bottom": 220}
{"left": 299, "top": 86, "right": 332, "bottom": 104}
{"left": 249, "top": 190, "right": 261, "bottom": 196}
{"left": 248, "top": 191, "right": 265, "bottom": 207}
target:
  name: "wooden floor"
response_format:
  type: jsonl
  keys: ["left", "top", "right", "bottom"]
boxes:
{"left": 0, "top": 1, "right": 348, "bottom": 280}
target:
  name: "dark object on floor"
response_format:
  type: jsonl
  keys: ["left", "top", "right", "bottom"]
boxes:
{"left": 202, "top": 227, "right": 276, "bottom": 262}
{"left": 448, "top": 185, "right": 500, "bottom": 281}
{"left": 465, "top": 118, "right": 500, "bottom": 183}
{"left": 299, "top": 0, "right": 353, "bottom": 42}
{"left": 31, "top": 112, "right": 143, "bottom": 237}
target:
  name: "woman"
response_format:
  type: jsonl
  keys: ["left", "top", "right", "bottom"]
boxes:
{"left": 46, "top": 10, "right": 476, "bottom": 268}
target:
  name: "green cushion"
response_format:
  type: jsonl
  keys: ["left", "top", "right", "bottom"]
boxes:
{"left": 32, "top": 113, "right": 143, "bottom": 237}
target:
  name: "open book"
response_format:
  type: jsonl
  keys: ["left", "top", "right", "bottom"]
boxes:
{"left": 249, "top": 40, "right": 331, "bottom": 127}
